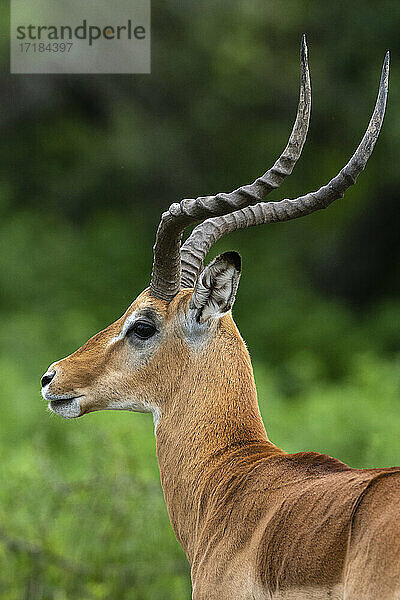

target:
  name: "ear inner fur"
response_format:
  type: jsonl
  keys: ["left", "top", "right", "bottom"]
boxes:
{"left": 190, "top": 252, "right": 241, "bottom": 323}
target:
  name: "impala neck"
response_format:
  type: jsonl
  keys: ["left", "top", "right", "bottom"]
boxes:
{"left": 155, "top": 317, "right": 282, "bottom": 561}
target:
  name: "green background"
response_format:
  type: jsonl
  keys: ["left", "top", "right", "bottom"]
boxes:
{"left": 1, "top": 1, "right": 400, "bottom": 598}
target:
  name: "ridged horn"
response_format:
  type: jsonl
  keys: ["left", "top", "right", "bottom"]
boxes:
{"left": 149, "top": 35, "right": 311, "bottom": 301}
{"left": 180, "top": 51, "right": 389, "bottom": 288}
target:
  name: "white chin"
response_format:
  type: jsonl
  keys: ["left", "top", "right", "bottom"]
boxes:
{"left": 49, "top": 397, "right": 81, "bottom": 419}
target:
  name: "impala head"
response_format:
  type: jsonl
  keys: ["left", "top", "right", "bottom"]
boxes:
{"left": 41, "top": 38, "right": 389, "bottom": 421}
{"left": 41, "top": 252, "right": 242, "bottom": 420}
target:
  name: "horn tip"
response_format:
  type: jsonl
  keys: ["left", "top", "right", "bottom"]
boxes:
{"left": 301, "top": 34, "right": 308, "bottom": 60}
{"left": 383, "top": 50, "right": 390, "bottom": 73}
{"left": 384, "top": 50, "right": 390, "bottom": 70}
{"left": 380, "top": 50, "right": 390, "bottom": 93}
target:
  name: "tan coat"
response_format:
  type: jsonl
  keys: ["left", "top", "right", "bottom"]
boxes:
{"left": 43, "top": 289, "right": 400, "bottom": 599}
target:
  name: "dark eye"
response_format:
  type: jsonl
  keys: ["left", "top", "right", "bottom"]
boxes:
{"left": 127, "top": 320, "right": 157, "bottom": 340}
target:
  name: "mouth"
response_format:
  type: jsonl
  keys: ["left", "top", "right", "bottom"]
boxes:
{"left": 43, "top": 392, "right": 83, "bottom": 419}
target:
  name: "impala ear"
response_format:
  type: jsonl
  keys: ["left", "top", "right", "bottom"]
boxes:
{"left": 189, "top": 252, "right": 241, "bottom": 323}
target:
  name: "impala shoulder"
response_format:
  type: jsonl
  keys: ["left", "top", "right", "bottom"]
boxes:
{"left": 287, "top": 451, "right": 352, "bottom": 474}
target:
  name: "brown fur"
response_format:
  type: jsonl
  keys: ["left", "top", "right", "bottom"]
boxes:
{"left": 46, "top": 289, "right": 400, "bottom": 599}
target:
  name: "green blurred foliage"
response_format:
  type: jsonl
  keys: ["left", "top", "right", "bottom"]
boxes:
{"left": 0, "top": 1, "right": 400, "bottom": 598}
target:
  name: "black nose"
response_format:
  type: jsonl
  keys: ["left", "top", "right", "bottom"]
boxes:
{"left": 41, "top": 370, "right": 56, "bottom": 388}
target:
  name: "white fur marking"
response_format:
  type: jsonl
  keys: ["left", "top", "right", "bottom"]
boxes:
{"left": 109, "top": 310, "right": 139, "bottom": 345}
{"left": 152, "top": 407, "right": 161, "bottom": 433}
{"left": 48, "top": 397, "right": 81, "bottom": 419}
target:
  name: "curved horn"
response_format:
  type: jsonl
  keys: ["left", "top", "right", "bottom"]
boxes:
{"left": 181, "top": 51, "right": 389, "bottom": 288}
{"left": 149, "top": 35, "right": 311, "bottom": 301}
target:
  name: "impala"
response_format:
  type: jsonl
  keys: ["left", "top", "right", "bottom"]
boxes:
{"left": 41, "top": 39, "right": 399, "bottom": 599}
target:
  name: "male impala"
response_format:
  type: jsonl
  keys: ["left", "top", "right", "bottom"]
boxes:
{"left": 41, "top": 39, "right": 399, "bottom": 599}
